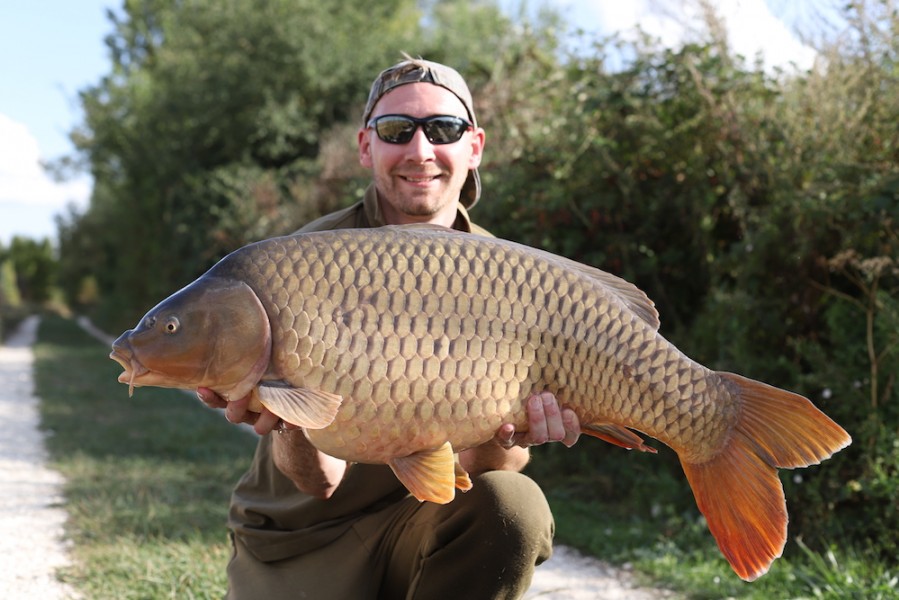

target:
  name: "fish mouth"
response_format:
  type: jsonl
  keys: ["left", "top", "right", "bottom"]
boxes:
{"left": 109, "top": 346, "right": 149, "bottom": 397}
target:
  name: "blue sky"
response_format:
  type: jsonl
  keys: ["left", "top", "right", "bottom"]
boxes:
{"left": 0, "top": 1, "right": 819, "bottom": 247}
{"left": 0, "top": 1, "right": 113, "bottom": 245}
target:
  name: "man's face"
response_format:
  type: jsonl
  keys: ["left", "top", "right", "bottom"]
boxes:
{"left": 358, "top": 83, "right": 485, "bottom": 227}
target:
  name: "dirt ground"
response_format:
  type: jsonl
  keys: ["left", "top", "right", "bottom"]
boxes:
{"left": 0, "top": 316, "right": 79, "bottom": 598}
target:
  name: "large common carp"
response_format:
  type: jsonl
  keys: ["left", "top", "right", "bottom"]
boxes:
{"left": 110, "top": 225, "right": 850, "bottom": 581}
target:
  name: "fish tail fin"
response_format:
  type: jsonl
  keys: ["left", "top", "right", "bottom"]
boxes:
{"left": 681, "top": 372, "right": 851, "bottom": 582}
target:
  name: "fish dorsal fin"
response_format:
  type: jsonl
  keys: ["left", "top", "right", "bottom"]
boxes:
{"left": 257, "top": 383, "right": 342, "bottom": 429}
{"left": 554, "top": 256, "right": 660, "bottom": 330}
{"left": 388, "top": 441, "right": 462, "bottom": 504}
{"left": 582, "top": 423, "right": 658, "bottom": 453}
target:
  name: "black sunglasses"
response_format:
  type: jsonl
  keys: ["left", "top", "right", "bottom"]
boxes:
{"left": 367, "top": 114, "right": 473, "bottom": 145}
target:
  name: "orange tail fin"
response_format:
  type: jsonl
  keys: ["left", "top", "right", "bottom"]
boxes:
{"left": 680, "top": 372, "right": 851, "bottom": 581}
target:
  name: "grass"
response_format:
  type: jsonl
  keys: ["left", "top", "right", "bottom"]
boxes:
{"left": 32, "top": 314, "right": 898, "bottom": 599}
{"left": 33, "top": 314, "right": 256, "bottom": 599}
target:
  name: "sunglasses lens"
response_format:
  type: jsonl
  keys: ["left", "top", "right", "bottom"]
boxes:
{"left": 422, "top": 117, "right": 469, "bottom": 144}
{"left": 374, "top": 117, "right": 417, "bottom": 144}
{"left": 371, "top": 116, "right": 470, "bottom": 145}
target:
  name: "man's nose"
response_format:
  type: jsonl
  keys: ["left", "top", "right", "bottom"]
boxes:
{"left": 404, "top": 127, "right": 437, "bottom": 160}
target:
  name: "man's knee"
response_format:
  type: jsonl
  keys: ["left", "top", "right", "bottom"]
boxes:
{"left": 378, "top": 471, "right": 554, "bottom": 598}
{"left": 452, "top": 470, "right": 554, "bottom": 560}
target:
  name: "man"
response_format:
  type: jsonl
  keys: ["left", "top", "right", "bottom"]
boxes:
{"left": 199, "top": 57, "right": 581, "bottom": 599}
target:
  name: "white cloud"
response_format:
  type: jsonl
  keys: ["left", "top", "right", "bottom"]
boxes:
{"left": 592, "top": 0, "right": 816, "bottom": 71}
{"left": 595, "top": 1, "right": 693, "bottom": 48}
{"left": 713, "top": 0, "right": 817, "bottom": 70}
{"left": 0, "top": 113, "right": 91, "bottom": 244}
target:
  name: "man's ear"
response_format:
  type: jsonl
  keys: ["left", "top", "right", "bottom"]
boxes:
{"left": 468, "top": 127, "right": 486, "bottom": 169}
{"left": 358, "top": 128, "right": 373, "bottom": 168}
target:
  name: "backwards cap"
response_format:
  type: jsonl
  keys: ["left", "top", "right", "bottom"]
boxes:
{"left": 362, "top": 57, "right": 481, "bottom": 209}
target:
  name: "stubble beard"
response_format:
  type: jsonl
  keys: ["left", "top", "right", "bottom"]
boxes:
{"left": 395, "top": 193, "right": 444, "bottom": 217}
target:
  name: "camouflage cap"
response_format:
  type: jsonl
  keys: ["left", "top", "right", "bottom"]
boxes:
{"left": 362, "top": 57, "right": 481, "bottom": 209}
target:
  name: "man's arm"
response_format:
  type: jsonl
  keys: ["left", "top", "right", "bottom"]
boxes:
{"left": 271, "top": 429, "right": 347, "bottom": 499}
{"left": 196, "top": 389, "right": 346, "bottom": 498}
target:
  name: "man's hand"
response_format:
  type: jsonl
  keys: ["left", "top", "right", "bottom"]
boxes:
{"left": 496, "top": 391, "right": 581, "bottom": 449}
{"left": 460, "top": 391, "right": 581, "bottom": 476}
{"left": 196, "top": 388, "right": 289, "bottom": 436}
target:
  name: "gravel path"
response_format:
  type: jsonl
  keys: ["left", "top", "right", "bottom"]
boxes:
{"left": 4, "top": 315, "right": 677, "bottom": 599}
{"left": 525, "top": 546, "right": 679, "bottom": 599}
{"left": 0, "top": 316, "right": 78, "bottom": 599}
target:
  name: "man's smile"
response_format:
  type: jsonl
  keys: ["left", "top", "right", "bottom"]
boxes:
{"left": 400, "top": 174, "right": 441, "bottom": 183}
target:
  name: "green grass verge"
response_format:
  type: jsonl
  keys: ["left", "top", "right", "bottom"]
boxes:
{"left": 32, "top": 314, "right": 897, "bottom": 599}
{"left": 34, "top": 314, "right": 256, "bottom": 599}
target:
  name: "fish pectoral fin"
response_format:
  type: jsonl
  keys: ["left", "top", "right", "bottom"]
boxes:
{"left": 256, "top": 384, "right": 342, "bottom": 429}
{"left": 582, "top": 423, "right": 658, "bottom": 453}
{"left": 388, "top": 441, "right": 461, "bottom": 504}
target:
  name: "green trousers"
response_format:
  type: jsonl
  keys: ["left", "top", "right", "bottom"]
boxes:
{"left": 225, "top": 470, "right": 554, "bottom": 600}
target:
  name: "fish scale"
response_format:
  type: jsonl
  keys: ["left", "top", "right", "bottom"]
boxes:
{"left": 110, "top": 224, "right": 850, "bottom": 581}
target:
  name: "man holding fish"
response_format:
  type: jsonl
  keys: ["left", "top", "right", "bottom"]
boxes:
{"left": 197, "top": 57, "right": 582, "bottom": 599}
{"left": 113, "top": 53, "right": 849, "bottom": 591}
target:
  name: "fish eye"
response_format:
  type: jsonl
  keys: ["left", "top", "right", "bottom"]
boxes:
{"left": 163, "top": 317, "right": 180, "bottom": 334}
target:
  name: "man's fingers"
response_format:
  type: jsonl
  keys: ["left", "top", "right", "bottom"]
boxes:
{"left": 225, "top": 395, "right": 251, "bottom": 424}
{"left": 526, "top": 394, "right": 548, "bottom": 444}
{"left": 561, "top": 409, "right": 581, "bottom": 448}
{"left": 541, "top": 393, "right": 566, "bottom": 443}
{"left": 196, "top": 387, "right": 227, "bottom": 409}
{"left": 496, "top": 392, "right": 582, "bottom": 449}
{"left": 496, "top": 423, "right": 517, "bottom": 448}
{"left": 254, "top": 409, "right": 280, "bottom": 435}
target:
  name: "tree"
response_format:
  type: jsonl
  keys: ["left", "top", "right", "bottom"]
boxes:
{"left": 0, "top": 259, "right": 22, "bottom": 310}
{"left": 68, "top": 0, "right": 422, "bottom": 329}
{"left": 4, "top": 237, "right": 56, "bottom": 304}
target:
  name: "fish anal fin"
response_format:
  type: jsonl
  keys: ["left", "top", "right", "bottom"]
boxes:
{"left": 680, "top": 372, "right": 851, "bottom": 581}
{"left": 257, "top": 384, "right": 342, "bottom": 429}
{"left": 388, "top": 441, "right": 459, "bottom": 504}
{"left": 583, "top": 423, "right": 657, "bottom": 453}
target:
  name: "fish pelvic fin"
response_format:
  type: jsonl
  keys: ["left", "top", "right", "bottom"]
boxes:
{"left": 454, "top": 460, "right": 473, "bottom": 493}
{"left": 388, "top": 441, "right": 466, "bottom": 504}
{"left": 257, "top": 384, "right": 342, "bottom": 429}
{"left": 582, "top": 423, "right": 658, "bottom": 453}
{"left": 681, "top": 372, "right": 851, "bottom": 582}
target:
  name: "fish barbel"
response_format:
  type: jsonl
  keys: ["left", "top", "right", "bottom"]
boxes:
{"left": 109, "top": 224, "right": 850, "bottom": 581}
